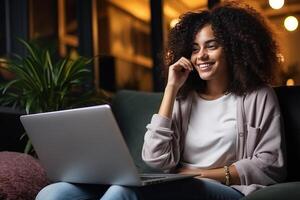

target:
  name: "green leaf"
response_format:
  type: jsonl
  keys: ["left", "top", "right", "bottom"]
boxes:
{"left": 2, "top": 79, "right": 19, "bottom": 94}
{"left": 18, "top": 39, "right": 39, "bottom": 61}
{"left": 24, "top": 138, "right": 32, "bottom": 154}
{"left": 25, "top": 97, "right": 34, "bottom": 114}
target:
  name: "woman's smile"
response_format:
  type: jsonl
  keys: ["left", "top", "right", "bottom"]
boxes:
{"left": 195, "top": 61, "right": 215, "bottom": 71}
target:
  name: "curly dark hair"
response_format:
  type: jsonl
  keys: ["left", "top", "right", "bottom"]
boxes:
{"left": 164, "top": 2, "right": 280, "bottom": 96}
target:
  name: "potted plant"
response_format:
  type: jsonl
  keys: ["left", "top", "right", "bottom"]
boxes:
{"left": 0, "top": 39, "right": 109, "bottom": 153}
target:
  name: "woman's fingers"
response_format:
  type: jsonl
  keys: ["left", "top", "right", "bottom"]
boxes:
{"left": 167, "top": 57, "right": 194, "bottom": 88}
{"left": 172, "top": 57, "right": 193, "bottom": 72}
{"left": 181, "top": 58, "right": 194, "bottom": 71}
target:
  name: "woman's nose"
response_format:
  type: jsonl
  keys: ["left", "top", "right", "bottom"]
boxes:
{"left": 197, "top": 49, "right": 209, "bottom": 61}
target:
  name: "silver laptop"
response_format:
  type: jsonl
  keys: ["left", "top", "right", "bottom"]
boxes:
{"left": 20, "top": 105, "right": 195, "bottom": 186}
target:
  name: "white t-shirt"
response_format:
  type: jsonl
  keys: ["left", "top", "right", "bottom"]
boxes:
{"left": 181, "top": 92, "right": 237, "bottom": 169}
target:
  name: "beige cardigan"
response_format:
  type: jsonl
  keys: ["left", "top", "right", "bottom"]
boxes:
{"left": 142, "top": 86, "right": 286, "bottom": 195}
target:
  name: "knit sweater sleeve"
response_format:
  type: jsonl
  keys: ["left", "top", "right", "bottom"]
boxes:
{"left": 142, "top": 101, "right": 182, "bottom": 171}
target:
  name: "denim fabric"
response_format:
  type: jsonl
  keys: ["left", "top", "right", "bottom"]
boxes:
{"left": 36, "top": 178, "right": 244, "bottom": 200}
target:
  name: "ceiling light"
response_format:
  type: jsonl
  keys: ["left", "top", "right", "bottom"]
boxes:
{"left": 286, "top": 79, "right": 295, "bottom": 86}
{"left": 269, "top": 0, "right": 284, "bottom": 9}
{"left": 284, "top": 16, "right": 299, "bottom": 31}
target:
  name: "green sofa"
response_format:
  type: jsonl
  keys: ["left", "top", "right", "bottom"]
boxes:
{"left": 1, "top": 86, "right": 300, "bottom": 199}
{"left": 111, "top": 89, "right": 163, "bottom": 173}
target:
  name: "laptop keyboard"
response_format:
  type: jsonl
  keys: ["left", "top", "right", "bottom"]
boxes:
{"left": 140, "top": 176, "right": 166, "bottom": 181}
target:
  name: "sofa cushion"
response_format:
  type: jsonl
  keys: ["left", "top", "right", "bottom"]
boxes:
{"left": 241, "top": 182, "right": 300, "bottom": 200}
{"left": 0, "top": 151, "right": 50, "bottom": 200}
{"left": 112, "top": 90, "right": 163, "bottom": 173}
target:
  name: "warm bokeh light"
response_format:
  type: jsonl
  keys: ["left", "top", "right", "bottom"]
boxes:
{"left": 277, "top": 53, "right": 285, "bottom": 63}
{"left": 269, "top": 0, "right": 285, "bottom": 9}
{"left": 286, "top": 78, "right": 295, "bottom": 86}
{"left": 284, "top": 16, "right": 299, "bottom": 31}
{"left": 170, "top": 18, "right": 180, "bottom": 28}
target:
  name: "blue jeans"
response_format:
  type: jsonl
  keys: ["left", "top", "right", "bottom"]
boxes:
{"left": 36, "top": 178, "right": 244, "bottom": 200}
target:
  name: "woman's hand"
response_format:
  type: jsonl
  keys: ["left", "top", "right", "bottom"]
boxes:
{"left": 166, "top": 57, "right": 193, "bottom": 91}
{"left": 176, "top": 167, "right": 203, "bottom": 179}
{"left": 176, "top": 165, "right": 241, "bottom": 185}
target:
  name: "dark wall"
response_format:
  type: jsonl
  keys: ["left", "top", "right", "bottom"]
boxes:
{"left": 0, "top": 0, "right": 6, "bottom": 56}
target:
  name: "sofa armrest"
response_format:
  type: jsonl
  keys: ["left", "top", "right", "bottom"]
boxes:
{"left": 240, "top": 182, "right": 300, "bottom": 200}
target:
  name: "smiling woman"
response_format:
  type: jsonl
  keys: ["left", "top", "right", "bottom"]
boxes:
{"left": 35, "top": 2, "right": 286, "bottom": 200}
{"left": 142, "top": 1, "right": 285, "bottom": 199}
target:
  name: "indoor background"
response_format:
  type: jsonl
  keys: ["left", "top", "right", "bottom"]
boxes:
{"left": 0, "top": 0, "right": 299, "bottom": 92}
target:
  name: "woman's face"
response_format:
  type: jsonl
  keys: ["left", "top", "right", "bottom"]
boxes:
{"left": 190, "top": 24, "right": 228, "bottom": 83}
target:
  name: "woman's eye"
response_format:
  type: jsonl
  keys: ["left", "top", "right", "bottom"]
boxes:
{"left": 207, "top": 42, "right": 219, "bottom": 49}
{"left": 207, "top": 44, "right": 217, "bottom": 49}
{"left": 192, "top": 47, "right": 199, "bottom": 52}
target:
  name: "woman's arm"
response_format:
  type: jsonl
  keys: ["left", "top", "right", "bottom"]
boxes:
{"left": 158, "top": 85, "right": 178, "bottom": 118}
{"left": 159, "top": 57, "right": 193, "bottom": 118}
{"left": 142, "top": 57, "right": 193, "bottom": 170}
{"left": 177, "top": 165, "right": 241, "bottom": 185}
